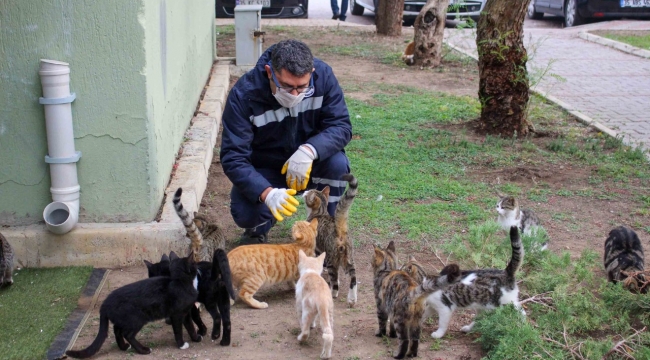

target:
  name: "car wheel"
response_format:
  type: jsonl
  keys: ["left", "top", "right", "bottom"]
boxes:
{"left": 351, "top": 0, "right": 365, "bottom": 15}
{"left": 564, "top": 0, "right": 584, "bottom": 27}
{"left": 527, "top": 1, "right": 544, "bottom": 20}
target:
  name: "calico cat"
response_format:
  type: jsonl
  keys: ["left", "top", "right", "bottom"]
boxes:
{"left": 303, "top": 173, "right": 358, "bottom": 307}
{"left": 147, "top": 249, "right": 237, "bottom": 345}
{"left": 496, "top": 194, "right": 547, "bottom": 250}
{"left": 0, "top": 232, "right": 14, "bottom": 287}
{"left": 66, "top": 253, "right": 200, "bottom": 358}
{"left": 372, "top": 241, "right": 461, "bottom": 359}
{"left": 425, "top": 226, "right": 525, "bottom": 339}
{"left": 604, "top": 226, "right": 646, "bottom": 293}
{"left": 402, "top": 41, "right": 415, "bottom": 66}
{"left": 296, "top": 250, "right": 334, "bottom": 359}
{"left": 173, "top": 187, "right": 226, "bottom": 262}
{"left": 227, "top": 218, "right": 318, "bottom": 309}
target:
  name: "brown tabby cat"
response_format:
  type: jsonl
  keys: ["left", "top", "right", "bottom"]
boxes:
{"left": 372, "top": 241, "right": 461, "bottom": 359}
{"left": 400, "top": 255, "right": 427, "bottom": 284}
{"left": 227, "top": 218, "right": 318, "bottom": 309}
{"left": 296, "top": 250, "right": 334, "bottom": 359}
{"left": 303, "top": 173, "right": 358, "bottom": 307}
{"left": 0, "top": 232, "right": 14, "bottom": 287}
{"left": 604, "top": 226, "right": 646, "bottom": 293}
{"left": 173, "top": 187, "right": 226, "bottom": 262}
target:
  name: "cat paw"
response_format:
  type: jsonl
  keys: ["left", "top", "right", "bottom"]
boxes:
{"left": 430, "top": 330, "right": 445, "bottom": 339}
{"left": 191, "top": 335, "right": 202, "bottom": 342}
{"left": 297, "top": 333, "right": 309, "bottom": 342}
{"left": 331, "top": 289, "right": 339, "bottom": 298}
{"left": 257, "top": 302, "right": 269, "bottom": 309}
{"left": 197, "top": 327, "right": 207, "bottom": 337}
{"left": 375, "top": 330, "right": 386, "bottom": 337}
{"left": 211, "top": 332, "right": 221, "bottom": 340}
{"left": 219, "top": 337, "right": 230, "bottom": 346}
{"left": 179, "top": 342, "right": 189, "bottom": 350}
{"left": 460, "top": 325, "right": 473, "bottom": 333}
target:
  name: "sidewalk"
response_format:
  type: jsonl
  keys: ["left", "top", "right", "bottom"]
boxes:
{"left": 444, "top": 20, "right": 650, "bottom": 148}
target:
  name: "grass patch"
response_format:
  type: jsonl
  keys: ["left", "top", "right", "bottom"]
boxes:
{"left": 0, "top": 266, "right": 93, "bottom": 360}
{"left": 597, "top": 30, "right": 650, "bottom": 50}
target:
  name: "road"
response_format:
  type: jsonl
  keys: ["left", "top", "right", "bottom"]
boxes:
{"left": 307, "top": 0, "right": 565, "bottom": 29}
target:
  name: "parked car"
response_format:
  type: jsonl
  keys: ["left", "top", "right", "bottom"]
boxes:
{"left": 350, "top": 0, "right": 486, "bottom": 24}
{"left": 216, "top": 0, "right": 308, "bottom": 19}
{"left": 528, "top": 0, "right": 650, "bottom": 27}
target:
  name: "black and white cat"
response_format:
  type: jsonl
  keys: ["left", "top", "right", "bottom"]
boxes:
{"left": 66, "top": 253, "right": 201, "bottom": 358}
{"left": 496, "top": 194, "right": 547, "bottom": 251}
{"left": 147, "top": 249, "right": 236, "bottom": 346}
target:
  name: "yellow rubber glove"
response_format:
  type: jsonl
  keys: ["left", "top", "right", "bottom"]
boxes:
{"left": 281, "top": 145, "right": 316, "bottom": 191}
{"left": 264, "top": 188, "right": 299, "bottom": 222}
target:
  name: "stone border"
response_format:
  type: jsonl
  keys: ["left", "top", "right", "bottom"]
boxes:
{"left": 579, "top": 31, "right": 650, "bottom": 59}
{"left": 3, "top": 63, "right": 230, "bottom": 268}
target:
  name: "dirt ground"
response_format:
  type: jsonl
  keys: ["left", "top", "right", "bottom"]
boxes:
{"left": 67, "top": 29, "right": 650, "bottom": 360}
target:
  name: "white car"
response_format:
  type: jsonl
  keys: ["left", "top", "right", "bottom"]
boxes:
{"left": 351, "top": 0, "right": 486, "bottom": 24}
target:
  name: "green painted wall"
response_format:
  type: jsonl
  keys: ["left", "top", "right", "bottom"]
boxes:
{"left": 0, "top": 0, "right": 215, "bottom": 225}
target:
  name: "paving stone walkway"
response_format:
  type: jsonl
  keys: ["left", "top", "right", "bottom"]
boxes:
{"left": 444, "top": 20, "right": 650, "bottom": 148}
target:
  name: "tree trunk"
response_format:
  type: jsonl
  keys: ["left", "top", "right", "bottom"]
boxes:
{"left": 376, "top": 0, "right": 405, "bottom": 36}
{"left": 476, "top": 0, "right": 532, "bottom": 137}
{"left": 413, "top": 0, "right": 450, "bottom": 67}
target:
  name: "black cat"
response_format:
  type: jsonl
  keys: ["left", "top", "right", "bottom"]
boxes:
{"left": 144, "top": 253, "right": 170, "bottom": 277}
{"left": 147, "top": 248, "right": 236, "bottom": 346}
{"left": 66, "top": 253, "right": 201, "bottom": 358}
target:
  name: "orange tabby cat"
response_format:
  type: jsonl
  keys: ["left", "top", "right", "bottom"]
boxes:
{"left": 228, "top": 218, "right": 318, "bottom": 309}
{"left": 296, "top": 250, "right": 334, "bottom": 359}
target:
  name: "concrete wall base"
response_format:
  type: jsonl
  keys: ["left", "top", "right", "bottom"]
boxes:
{"left": 3, "top": 64, "right": 230, "bottom": 268}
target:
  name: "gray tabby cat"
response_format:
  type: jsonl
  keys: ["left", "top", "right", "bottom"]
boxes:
{"left": 604, "top": 226, "right": 646, "bottom": 293}
{"left": 303, "top": 173, "right": 358, "bottom": 307}
{"left": 496, "top": 194, "right": 547, "bottom": 250}
{"left": 173, "top": 188, "right": 226, "bottom": 262}
{"left": 424, "top": 226, "right": 525, "bottom": 338}
{"left": 0, "top": 232, "right": 15, "bottom": 287}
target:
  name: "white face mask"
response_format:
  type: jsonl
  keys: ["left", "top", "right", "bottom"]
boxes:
{"left": 273, "top": 88, "right": 306, "bottom": 109}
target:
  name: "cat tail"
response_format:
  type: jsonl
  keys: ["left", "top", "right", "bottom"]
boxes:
{"left": 318, "top": 302, "right": 334, "bottom": 358}
{"left": 416, "top": 264, "right": 461, "bottom": 295}
{"left": 505, "top": 226, "right": 524, "bottom": 285}
{"left": 173, "top": 188, "right": 203, "bottom": 258}
{"left": 65, "top": 313, "right": 109, "bottom": 359}
{"left": 334, "top": 174, "right": 358, "bottom": 237}
{"left": 212, "top": 248, "right": 236, "bottom": 301}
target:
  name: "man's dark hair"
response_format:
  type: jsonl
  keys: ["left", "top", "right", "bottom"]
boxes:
{"left": 271, "top": 39, "right": 314, "bottom": 77}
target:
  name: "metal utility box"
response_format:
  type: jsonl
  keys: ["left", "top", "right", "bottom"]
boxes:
{"left": 234, "top": 5, "right": 264, "bottom": 67}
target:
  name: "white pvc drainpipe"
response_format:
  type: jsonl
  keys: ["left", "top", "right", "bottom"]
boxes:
{"left": 39, "top": 59, "right": 81, "bottom": 235}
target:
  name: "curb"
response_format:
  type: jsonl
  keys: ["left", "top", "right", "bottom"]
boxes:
{"left": 579, "top": 31, "right": 650, "bottom": 59}
{"left": 443, "top": 41, "right": 622, "bottom": 140}
{"left": 3, "top": 63, "right": 230, "bottom": 268}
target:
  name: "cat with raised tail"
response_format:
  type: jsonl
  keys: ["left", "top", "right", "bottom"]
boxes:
{"left": 66, "top": 253, "right": 200, "bottom": 358}
{"left": 425, "top": 226, "right": 525, "bottom": 339}
{"left": 296, "top": 250, "right": 335, "bottom": 359}
{"left": 303, "top": 173, "right": 359, "bottom": 307}
{"left": 0, "top": 232, "right": 14, "bottom": 287}
{"left": 173, "top": 187, "right": 226, "bottom": 262}
{"left": 496, "top": 194, "right": 547, "bottom": 250}
{"left": 372, "top": 241, "right": 461, "bottom": 359}
{"left": 227, "top": 218, "right": 319, "bottom": 309}
{"left": 604, "top": 226, "right": 646, "bottom": 293}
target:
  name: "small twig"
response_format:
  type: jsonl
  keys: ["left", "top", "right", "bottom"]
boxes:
{"left": 602, "top": 327, "right": 646, "bottom": 360}
{"left": 520, "top": 292, "right": 554, "bottom": 308}
{"left": 433, "top": 248, "right": 448, "bottom": 267}
{"left": 621, "top": 270, "right": 650, "bottom": 293}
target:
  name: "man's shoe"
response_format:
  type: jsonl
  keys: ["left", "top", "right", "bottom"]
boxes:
{"left": 332, "top": 12, "right": 340, "bottom": 20}
{"left": 238, "top": 229, "right": 268, "bottom": 246}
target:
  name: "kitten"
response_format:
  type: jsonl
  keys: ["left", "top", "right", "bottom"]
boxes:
{"left": 296, "top": 250, "right": 334, "bottom": 359}
{"left": 604, "top": 226, "right": 646, "bottom": 293}
{"left": 0, "top": 232, "right": 15, "bottom": 287}
{"left": 372, "top": 241, "right": 461, "bottom": 359}
{"left": 147, "top": 249, "right": 237, "bottom": 345}
{"left": 227, "top": 218, "right": 318, "bottom": 309}
{"left": 400, "top": 255, "right": 426, "bottom": 284}
{"left": 303, "top": 173, "right": 358, "bottom": 307}
{"left": 66, "top": 253, "right": 200, "bottom": 358}
{"left": 496, "top": 194, "right": 547, "bottom": 250}
{"left": 425, "top": 226, "right": 525, "bottom": 339}
{"left": 173, "top": 187, "right": 226, "bottom": 262}
{"left": 402, "top": 41, "right": 415, "bottom": 66}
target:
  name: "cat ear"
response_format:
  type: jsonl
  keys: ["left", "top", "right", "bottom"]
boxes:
{"left": 169, "top": 251, "right": 179, "bottom": 260}
{"left": 161, "top": 253, "right": 169, "bottom": 262}
{"left": 299, "top": 249, "right": 306, "bottom": 261}
{"left": 309, "top": 217, "right": 319, "bottom": 231}
{"left": 408, "top": 255, "right": 416, "bottom": 262}
{"left": 387, "top": 241, "right": 396, "bottom": 253}
{"left": 317, "top": 252, "right": 326, "bottom": 264}
{"left": 143, "top": 260, "right": 153, "bottom": 269}
{"left": 322, "top": 186, "right": 330, "bottom": 199}
{"left": 373, "top": 245, "right": 384, "bottom": 258}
